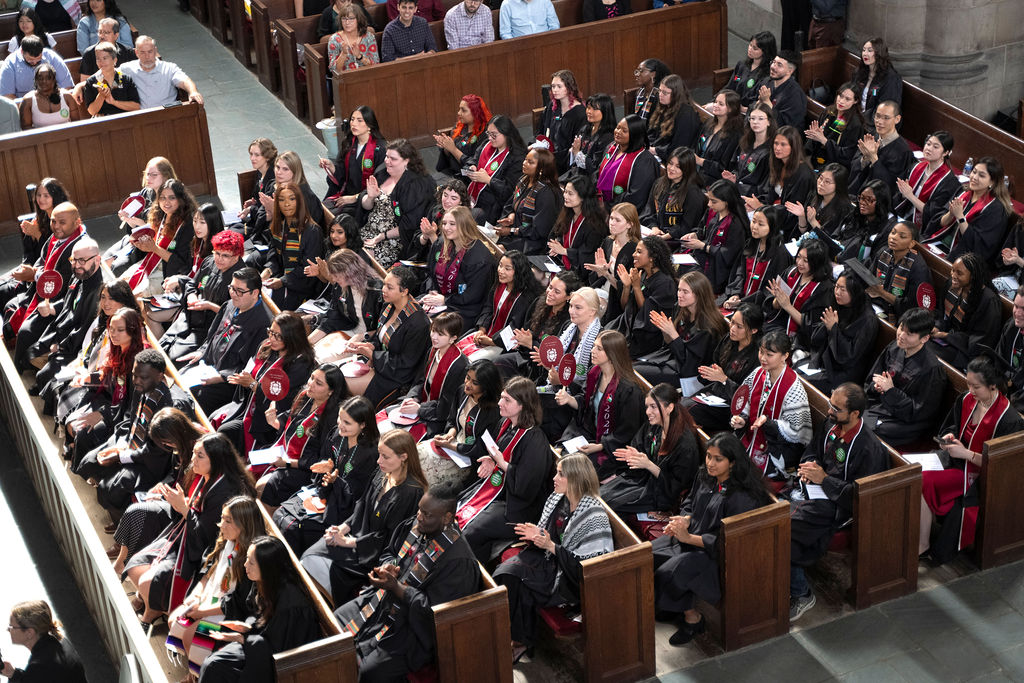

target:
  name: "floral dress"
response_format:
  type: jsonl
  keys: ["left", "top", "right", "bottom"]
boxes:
{"left": 362, "top": 191, "right": 402, "bottom": 268}
{"left": 328, "top": 30, "right": 379, "bottom": 74}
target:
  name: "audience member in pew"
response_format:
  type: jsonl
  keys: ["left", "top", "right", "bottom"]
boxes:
{"left": 114, "top": 179, "right": 197, "bottom": 293}
{"left": 548, "top": 175, "right": 608, "bottom": 279}
{"left": 607, "top": 236, "right": 678, "bottom": 358}
{"left": 652, "top": 431, "right": 771, "bottom": 644}
{"left": 934, "top": 156, "right": 1014, "bottom": 266}
{"left": 117, "top": 35, "right": 203, "bottom": 108}
{"left": 294, "top": 0, "right": 330, "bottom": 18}
{"left": 327, "top": 5, "right": 379, "bottom": 73}
{"left": 302, "top": 428, "right": 426, "bottom": 603}
{"left": 77, "top": 0, "right": 132, "bottom": 52}
{"left": 261, "top": 181, "right": 325, "bottom": 310}
{"left": 19, "top": 0, "right": 80, "bottom": 32}
{"left": 0, "top": 82, "right": 17, "bottom": 129}
{"left": 7, "top": 9, "right": 56, "bottom": 53}
{"left": 471, "top": 250, "right": 543, "bottom": 357}
{"left": 0, "top": 599, "right": 86, "bottom": 683}
{"left": 744, "top": 125, "right": 814, "bottom": 238}
{"left": 360, "top": 139, "right": 436, "bottom": 266}
{"left": 198, "top": 536, "right": 321, "bottom": 682}
{"left": 499, "top": 0, "right": 558, "bottom": 38}
{"left": 125, "top": 433, "right": 257, "bottom": 628}
{"left": 995, "top": 287, "right": 1024, "bottom": 413}
{"left": 421, "top": 206, "right": 496, "bottom": 324}
{"left": 761, "top": 238, "right": 833, "bottom": 351}
{"left": 319, "top": 0, "right": 371, "bottom": 39}
{"left": 251, "top": 150, "right": 326, "bottom": 256}
{"left": 0, "top": 35, "right": 72, "bottom": 98}
{"left": 636, "top": 270, "right": 727, "bottom": 387}
{"left": 494, "top": 272, "right": 578, "bottom": 378}
{"left": 632, "top": 58, "right": 670, "bottom": 121}
{"left": 444, "top": 0, "right": 494, "bottom": 49}
{"left": 321, "top": 107, "right": 386, "bottom": 216}
{"left": 457, "top": 375, "right": 553, "bottom": 560}
{"left": 790, "top": 163, "right": 854, "bottom": 241}
{"left": 433, "top": 94, "right": 490, "bottom": 176}
{"left": 308, "top": 248, "right": 383, "bottom": 343}
{"left": 720, "top": 205, "right": 793, "bottom": 308}
{"left": 803, "top": 81, "right": 864, "bottom": 170}
{"left": 848, "top": 101, "right": 912, "bottom": 200}
{"left": 386, "top": 0, "right": 443, "bottom": 20}
{"left": 725, "top": 30, "right": 776, "bottom": 108}
{"left": 602, "top": 382, "right": 700, "bottom": 514}
{"left": 895, "top": 130, "right": 959, "bottom": 231}
{"left": 730, "top": 330, "right": 812, "bottom": 477}
{"left": 852, "top": 38, "right": 902, "bottom": 130}
{"left": 345, "top": 266, "right": 431, "bottom": 408}
{"left": 238, "top": 137, "right": 278, "bottom": 235}
{"left": 687, "top": 304, "right": 763, "bottom": 431}
{"left": 496, "top": 148, "right": 561, "bottom": 255}
{"left": 720, "top": 103, "right": 774, "bottom": 197}
{"left": 863, "top": 306, "right": 947, "bottom": 445}
{"left": 582, "top": 0, "right": 629, "bottom": 20}
{"left": 420, "top": 180, "right": 469, "bottom": 248}
{"left": 787, "top": 381, "right": 888, "bottom": 620}
{"left": 538, "top": 70, "right": 587, "bottom": 175}
{"left": 19, "top": 62, "right": 80, "bottom": 127}
{"left": 646, "top": 74, "right": 699, "bottom": 164}
{"left": 381, "top": 0, "right": 436, "bottom": 62}
{"left": 586, "top": 202, "right": 639, "bottom": 322}
{"left": 494, "top": 454, "right": 614, "bottom": 661}
{"left": 801, "top": 269, "right": 878, "bottom": 390}
{"left": 836, "top": 179, "right": 894, "bottom": 263}
{"left": 641, "top": 148, "right": 704, "bottom": 239}
{"left": 79, "top": 18, "right": 135, "bottom": 81}
{"left": 464, "top": 114, "right": 528, "bottom": 225}
{"left": 920, "top": 356, "right": 1024, "bottom": 564}
{"left": 693, "top": 89, "right": 743, "bottom": 182}
{"left": 396, "top": 311, "right": 468, "bottom": 437}
{"left": 108, "top": 157, "right": 177, "bottom": 250}
{"left": 755, "top": 50, "right": 806, "bottom": 130}
{"left": 335, "top": 482, "right": 479, "bottom": 680}
{"left": 931, "top": 253, "right": 1002, "bottom": 372}
{"left": 568, "top": 92, "right": 616, "bottom": 180}
{"left": 596, "top": 115, "right": 660, "bottom": 208}
{"left": 681, "top": 179, "right": 749, "bottom": 295}
{"left": 81, "top": 40, "right": 139, "bottom": 117}
{"left": 866, "top": 221, "right": 935, "bottom": 318}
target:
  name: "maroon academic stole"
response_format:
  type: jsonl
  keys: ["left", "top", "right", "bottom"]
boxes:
{"left": 784, "top": 268, "right": 820, "bottom": 335}
{"left": 169, "top": 475, "right": 224, "bottom": 611}
{"left": 486, "top": 283, "right": 521, "bottom": 337}
{"left": 275, "top": 397, "right": 322, "bottom": 461}
{"left": 468, "top": 143, "right": 509, "bottom": 203}
{"left": 905, "top": 161, "right": 952, "bottom": 225}
{"left": 561, "top": 214, "right": 585, "bottom": 269}
{"left": 345, "top": 135, "right": 377, "bottom": 191}
{"left": 455, "top": 419, "right": 526, "bottom": 528}
{"left": 242, "top": 354, "right": 284, "bottom": 452}
{"left": 586, "top": 366, "right": 619, "bottom": 466}
{"left": 599, "top": 147, "right": 643, "bottom": 199}
{"left": 9, "top": 224, "right": 83, "bottom": 334}
{"left": 743, "top": 251, "right": 771, "bottom": 296}
{"left": 421, "top": 345, "right": 461, "bottom": 402}
{"left": 742, "top": 366, "right": 797, "bottom": 473}
{"left": 127, "top": 220, "right": 179, "bottom": 290}
{"left": 435, "top": 245, "right": 467, "bottom": 295}
{"left": 698, "top": 212, "right": 732, "bottom": 273}
{"left": 954, "top": 392, "right": 1009, "bottom": 549}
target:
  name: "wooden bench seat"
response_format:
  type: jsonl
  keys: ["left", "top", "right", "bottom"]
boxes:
{"left": 227, "top": 0, "right": 256, "bottom": 67}
{"left": 0, "top": 29, "right": 78, "bottom": 61}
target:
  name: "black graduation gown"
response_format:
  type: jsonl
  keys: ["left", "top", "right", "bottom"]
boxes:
{"left": 562, "top": 377, "right": 645, "bottom": 479}
{"left": 600, "top": 423, "right": 700, "bottom": 514}
{"left": 856, "top": 68, "right": 903, "bottom": 125}
{"left": 932, "top": 285, "right": 1003, "bottom": 372}
{"left": 539, "top": 102, "right": 587, "bottom": 174}
{"left": 241, "top": 169, "right": 275, "bottom": 239}
{"left": 995, "top": 318, "right": 1024, "bottom": 415}
{"left": 111, "top": 218, "right": 196, "bottom": 281}
{"left": 725, "top": 60, "right": 768, "bottom": 107}
{"left": 26, "top": 267, "right": 103, "bottom": 371}
{"left": 685, "top": 339, "right": 760, "bottom": 432}
{"left": 190, "top": 301, "right": 272, "bottom": 414}
{"left": 610, "top": 269, "right": 677, "bottom": 359}
{"left": 641, "top": 182, "right": 706, "bottom": 239}
{"left": 805, "top": 194, "right": 855, "bottom": 241}
{"left": 805, "top": 303, "right": 879, "bottom": 390}
{"left": 690, "top": 210, "right": 747, "bottom": 294}
{"left": 605, "top": 150, "right": 660, "bottom": 210}
{"left": 358, "top": 170, "right": 437, "bottom": 262}
{"left": 436, "top": 128, "right": 486, "bottom": 177}
{"left": 573, "top": 124, "right": 614, "bottom": 179}
{"left": 733, "top": 142, "right": 772, "bottom": 196}
{"left": 867, "top": 248, "right": 933, "bottom": 319}
{"left": 161, "top": 257, "right": 243, "bottom": 361}
{"left": 6, "top": 633, "right": 86, "bottom": 683}
{"left": 720, "top": 243, "right": 793, "bottom": 304}
{"left": 316, "top": 279, "right": 384, "bottom": 336}
{"left": 364, "top": 304, "right": 431, "bottom": 409}
{"left": 635, "top": 319, "right": 721, "bottom": 387}
{"left": 463, "top": 145, "right": 526, "bottom": 226}
{"left": 947, "top": 199, "right": 1010, "bottom": 267}
{"left": 591, "top": 238, "right": 636, "bottom": 324}
{"left": 402, "top": 350, "right": 469, "bottom": 437}
{"left": 423, "top": 240, "right": 496, "bottom": 328}
{"left": 804, "top": 110, "right": 863, "bottom": 169}
{"left": 863, "top": 342, "right": 947, "bottom": 446}
{"left": 267, "top": 221, "right": 326, "bottom": 310}
{"left": 691, "top": 123, "right": 738, "bottom": 181}
{"left": 760, "top": 270, "right": 833, "bottom": 350}
{"left": 327, "top": 137, "right": 388, "bottom": 199}
{"left": 756, "top": 165, "right": 815, "bottom": 238}
{"left": 648, "top": 105, "right": 700, "bottom": 163}
{"left": 500, "top": 181, "right": 560, "bottom": 255}
{"left": 767, "top": 76, "right": 807, "bottom": 129}
{"left": 910, "top": 171, "right": 962, "bottom": 237}
{"left": 475, "top": 285, "right": 539, "bottom": 342}
{"left": 441, "top": 396, "right": 501, "bottom": 465}
{"left": 849, "top": 136, "right": 914, "bottom": 199}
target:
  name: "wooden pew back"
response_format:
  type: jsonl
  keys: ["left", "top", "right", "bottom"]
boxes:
{"left": 432, "top": 564, "right": 513, "bottom": 683}
{"left": 978, "top": 431, "right": 1024, "bottom": 568}
{"left": 0, "top": 29, "right": 78, "bottom": 61}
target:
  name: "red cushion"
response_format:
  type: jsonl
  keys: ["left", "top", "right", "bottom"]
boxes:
{"left": 539, "top": 607, "right": 582, "bottom": 637}
{"left": 500, "top": 546, "right": 523, "bottom": 563}
{"left": 828, "top": 530, "right": 850, "bottom": 552}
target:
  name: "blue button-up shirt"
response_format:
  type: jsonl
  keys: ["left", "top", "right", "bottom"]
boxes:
{"left": 0, "top": 48, "right": 74, "bottom": 98}
{"left": 499, "top": 0, "right": 559, "bottom": 39}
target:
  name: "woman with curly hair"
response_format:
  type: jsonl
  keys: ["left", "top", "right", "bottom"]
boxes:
{"left": 496, "top": 147, "right": 562, "bottom": 255}
{"left": 117, "top": 179, "right": 198, "bottom": 294}
{"left": 608, "top": 235, "right": 679, "bottom": 359}
{"left": 931, "top": 253, "right": 1002, "bottom": 372}
{"left": 434, "top": 94, "right": 491, "bottom": 176}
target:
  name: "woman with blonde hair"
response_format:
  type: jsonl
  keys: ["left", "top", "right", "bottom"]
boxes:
{"left": 1, "top": 600, "right": 85, "bottom": 681}
{"left": 420, "top": 205, "right": 497, "bottom": 329}
{"left": 585, "top": 202, "right": 642, "bottom": 322}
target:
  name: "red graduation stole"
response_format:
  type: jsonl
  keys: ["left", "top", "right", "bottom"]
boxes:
{"left": 8, "top": 224, "right": 83, "bottom": 334}
{"left": 949, "top": 190, "right": 996, "bottom": 251}
{"left": 561, "top": 214, "right": 585, "bottom": 269}
{"left": 127, "top": 220, "right": 179, "bottom": 290}
{"left": 742, "top": 366, "right": 797, "bottom": 474}
{"left": 906, "top": 161, "right": 952, "bottom": 224}
{"left": 743, "top": 251, "right": 771, "bottom": 296}
{"left": 784, "top": 268, "right": 820, "bottom": 335}
{"left": 435, "top": 245, "right": 467, "bottom": 295}
{"left": 455, "top": 419, "right": 526, "bottom": 528}
{"left": 586, "top": 366, "right": 619, "bottom": 466}
{"left": 343, "top": 135, "right": 377, "bottom": 193}
{"left": 275, "top": 397, "right": 323, "bottom": 461}
{"left": 486, "top": 283, "right": 521, "bottom": 337}
{"left": 599, "top": 146, "right": 643, "bottom": 198}
{"left": 169, "top": 475, "right": 224, "bottom": 611}
{"left": 242, "top": 354, "right": 283, "bottom": 452}
{"left": 421, "top": 345, "right": 461, "bottom": 402}
{"left": 955, "top": 392, "right": 1010, "bottom": 549}
{"left": 468, "top": 143, "right": 509, "bottom": 203}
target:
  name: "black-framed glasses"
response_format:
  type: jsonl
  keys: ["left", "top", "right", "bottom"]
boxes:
{"left": 266, "top": 328, "right": 283, "bottom": 340}
{"left": 68, "top": 255, "right": 97, "bottom": 265}
{"left": 228, "top": 286, "right": 252, "bottom": 296}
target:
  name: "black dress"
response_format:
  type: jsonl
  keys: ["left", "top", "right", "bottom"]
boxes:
{"left": 6, "top": 633, "right": 86, "bottom": 683}
{"left": 560, "top": 375, "right": 645, "bottom": 480}
{"left": 600, "top": 424, "right": 700, "bottom": 514}
{"left": 538, "top": 101, "right": 587, "bottom": 174}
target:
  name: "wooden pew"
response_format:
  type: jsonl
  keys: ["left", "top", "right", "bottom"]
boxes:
{"left": 0, "top": 103, "right": 217, "bottom": 237}
{"left": 977, "top": 431, "right": 1024, "bottom": 568}
{"left": 0, "top": 29, "right": 78, "bottom": 61}
{"left": 432, "top": 565, "right": 514, "bottom": 682}
{"left": 228, "top": 0, "right": 257, "bottom": 67}
{"left": 274, "top": 14, "right": 321, "bottom": 117}
{"left": 257, "top": 0, "right": 313, "bottom": 94}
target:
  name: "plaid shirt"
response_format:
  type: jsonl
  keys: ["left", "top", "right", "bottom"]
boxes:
{"left": 444, "top": 2, "right": 495, "bottom": 49}
{"left": 381, "top": 16, "right": 437, "bottom": 62}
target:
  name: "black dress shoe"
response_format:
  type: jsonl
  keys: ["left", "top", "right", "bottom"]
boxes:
{"left": 669, "top": 615, "right": 705, "bottom": 646}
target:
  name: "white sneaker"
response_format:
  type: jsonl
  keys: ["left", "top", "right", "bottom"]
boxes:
{"left": 789, "top": 591, "right": 816, "bottom": 621}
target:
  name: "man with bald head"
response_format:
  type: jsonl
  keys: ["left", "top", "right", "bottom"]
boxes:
{"left": 79, "top": 17, "right": 136, "bottom": 81}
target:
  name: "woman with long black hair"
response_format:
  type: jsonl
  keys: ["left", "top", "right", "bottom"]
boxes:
{"left": 789, "top": 163, "right": 854, "bottom": 241}
{"left": 471, "top": 250, "right": 543, "bottom": 359}
{"left": 321, "top": 105, "right": 387, "bottom": 215}
{"left": 643, "top": 147, "right": 705, "bottom": 239}
{"left": 680, "top": 179, "right": 749, "bottom": 295}
{"left": 720, "top": 205, "right": 793, "bottom": 308}
{"left": 548, "top": 175, "right": 608, "bottom": 279}
{"left": 568, "top": 93, "right": 616, "bottom": 179}
{"left": 761, "top": 238, "right": 833, "bottom": 350}
{"left": 463, "top": 114, "right": 528, "bottom": 226}
{"left": 931, "top": 253, "right": 1002, "bottom": 372}
{"left": 745, "top": 125, "right": 814, "bottom": 239}
{"left": 801, "top": 269, "right": 879, "bottom": 391}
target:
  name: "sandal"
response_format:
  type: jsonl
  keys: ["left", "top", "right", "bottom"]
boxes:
{"left": 139, "top": 614, "right": 167, "bottom": 637}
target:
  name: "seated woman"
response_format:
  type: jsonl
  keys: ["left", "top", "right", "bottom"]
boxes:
{"left": 82, "top": 42, "right": 140, "bottom": 117}
{"left": 301, "top": 429, "right": 426, "bottom": 604}
{"left": 679, "top": 179, "right": 748, "bottom": 295}
{"left": 457, "top": 376, "right": 553, "bottom": 561}
{"left": 933, "top": 156, "right": 1013, "bottom": 265}
{"left": 585, "top": 202, "right": 640, "bottom": 323}
{"left": 729, "top": 330, "right": 813, "bottom": 478}
{"left": 7, "top": 8, "right": 57, "bottom": 52}
{"left": 493, "top": 454, "right": 614, "bottom": 661}
{"left": 686, "top": 304, "right": 763, "bottom": 432}
{"left": 548, "top": 175, "right": 608, "bottom": 280}
{"left": 419, "top": 359, "right": 502, "bottom": 490}
{"left": 838, "top": 179, "right": 895, "bottom": 263}
{"left": 652, "top": 432, "right": 771, "bottom": 645}
{"left": 646, "top": 74, "right": 700, "bottom": 162}
{"left": 802, "top": 269, "right": 879, "bottom": 391}
{"left": 495, "top": 272, "right": 578, "bottom": 379}
{"left": 803, "top": 82, "right": 864, "bottom": 170}
{"left": 360, "top": 139, "right": 436, "bottom": 267}
{"left": 463, "top": 114, "right": 528, "bottom": 226}
{"left": 895, "top": 131, "right": 959, "bottom": 231}
{"left": 602, "top": 382, "right": 701, "bottom": 515}
{"left": 77, "top": 0, "right": 132, "bottom": 52}
{"left": 632, "top": 58, "right": 670, "bottom": 121}
{"left": 421, "top": 206, "right": 496, "bottom": 326}
{"left": 920, "top": 356, "right": 1024, "bottom": 565}
{"left": 761, "top": 238, "right": 833, "bottom": 351}
{"left": 596, "top": 115, "right": 660, "bottom": 208}
{"left": 538, "top": 70, "right": 587, "bottom": 174}
{"left": 693, "top": 89, "right": 743, "bottom": 182}
{"left": 250, "top": 151, "right": 325, "bottom": 259}
{"left": 198, "top": 536, "right": 320, "bottom": 682}
{"left": 115, "top": 179, "right": 198, "bottom": 295}
{"left": 21, "top": 0, "right": 81, "bottom": 32}
{"left": 789, "top": 163, "right": 854, "bottom": 242}
{"left": 470, "top": 250, "right": 542, "bottom": 360}
{"left": 165, "top": 495, "right": 264, "bottom": 678}
{"left": 556, "top": 330, "right": 645, "bottom": 480}
{"left": 12, "top": 178, "right": 68, "bottom": 284}
{"left": 0, "top": 599, "right": 86, "bottom": 683}
{"left": 608, "top": 236, "right": 678, "bottom": 359}
{"left": 124, "top": 433, "right": 257, "bottom": 631}
{"left": 568, "top": 93, "right": 616, "bottom": 179}
{"left": 236, "top": 137, "right": 276, "bottom": 237}
{"left": 720, "top": 102, "right": 775, "bottom": 195}
{"left": 724, "top": 30, "right": 776, "bottom": 107}
{"left": 642, "top": 147, "right": 705, "bottom": 240}
{"left": 637, "top": 271, "right": 728, "bottom": 387}
{"left": 745, "top": 125, "right": 815, "bottom": 239}
{"left": 345, "top": 266, "right": 431, "bottom": 408}
{"left": 720, "top": 205, "right": 793, "bottom": 308}
{"left": 420, "top": 180, "right": 470, "bottom": 246}
{"left": 853, "top": 38, "right": 902, "bottom": 128}
{"left": 326, "top": 4, "right": 378, "bottom": 74}
{"left": 866, "top": 221, "right": 935, "bottom": 319}
{"left": 273, "top": 395, "right": 380, "bottom": 555}
{"left": 433, "top": 94, "right": 490, "bottom": 177}
{"left": 308, "top": 247, "right": 382, "bottom": 350}
{"left": 582, "top": 0, "right": 630, "bottom": 21}
{"left": 260, "top": 182, "right": 325, "bottom": 310}
{"left": 495, "top": 148, "right": 561, "bottom": 255}
{"left": 931, "top": 253, "right": 1002, "bottom": 372}
{"left": 19, "top": 63, "right": 81, "bottom": 128}
{"left": 397, "top": 312, "right": 468, "bottom": 438}
{"left": 321, "top": 107, "right": 386, "bottom": 215}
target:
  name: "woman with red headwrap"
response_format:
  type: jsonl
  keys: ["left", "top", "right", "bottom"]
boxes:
{"left": 433, "top": 94, "right": 492, "bottom": 177}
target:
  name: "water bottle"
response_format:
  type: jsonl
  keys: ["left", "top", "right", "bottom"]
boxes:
{"left": 962, "top": 157, "right": 974, "bottom": 175}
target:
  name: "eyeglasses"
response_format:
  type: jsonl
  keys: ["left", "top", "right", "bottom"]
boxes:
{"left": 266, "top": 328, "right": 283, "bottom": 340}
{"left": 68, "top": 255, "right": 97, "bottom": 265}
{"left": 874, "top": 113, "right": 895, "bottom": 121}
{"left": 213, "top": 251, "right": 236, "bottom": 258}
{"left": 228, "top": 286, "right": 253, "bottom": 296}
{"left": 486, "top": 131, "right": 499, "bottom": 139}
{"left": 858, "top": 194, "right": 877, "bottom": 203}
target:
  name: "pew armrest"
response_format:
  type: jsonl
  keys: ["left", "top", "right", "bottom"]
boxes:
{"left": 273, "top": 632, "right": 357, "bottom": 679}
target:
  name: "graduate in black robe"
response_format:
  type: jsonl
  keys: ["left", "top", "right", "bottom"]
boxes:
{"left": 764, "top": 72, "right": 807, "bottom": 129}
{"left": 498, "top": 175, "right": 560, "bottom": 256}
{"left": 866, "top": 222, "right": 935, "bottom": 320}
{"left": 641, "top": 150, "right": 706, "bottom": 239}
{"left": 694, "top": 112, "right": 743, "bottom": 184}
{"left": 759, "top": 241, "right": 833, "bottom": 352}
{"left": 462, "top": 118, "right": 527, "bottom": 226}
{"left": 422, "top": 235, "right": 496, "bottom": 329}
{"left": 848, "top": 103, "right": 913, "bottom": 199}
{"left": 606, "top": 237, "right": 678, "bottom": 359}
{"left": 718, "top": 206, "right": 793, "bottom": 307}
{"left": 994, "top": 313, "right": 1024, "bottom": 414}
{"left": 802, "top": 270, "right": 879, "bottom": 391}
{"left": 931, "top": 255, "right": 1002, "bottom": 372}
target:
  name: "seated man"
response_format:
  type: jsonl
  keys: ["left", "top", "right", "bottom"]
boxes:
{"left": 755, "top": 49, "right": 806, "bottom": 129}
{"left": 118, "top": 35, "right": 203, "bottom": 108}
{"left": 994, "top": 284, "right": 1024, "bottom": 414}
{"left": 381, "top": 0, "right": 437, "bottom": 63}
{"left": 849, "top": 101, "right": 913, "bottom": 198}
{"left": 444, "top": 0, "right": 494, "bottom": 50}
{"left": 386, "top": 0, "right": 444, "bottom": 21}
{"left": 79, "top": 17, "right": 136, "bottom": 82}
{"left": 334, "top": 483, "right": 479, "bottom": 681}
{"left": 499, "top": 0, "right": 559, "bottom": 39}
{"left": 177, "top": 267, "right": 270, "bottom": 414}
{"left": 863, "top": 307, "right": 947, "bottom": 446}
{"left": 0, "top": 96, "right": 19, "bottom": 134}
{"left": 786, "top": 383, "right": 888, "bottom": 622}
{"left": 0, "top": 35, "right": 73, "bottom": 98}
